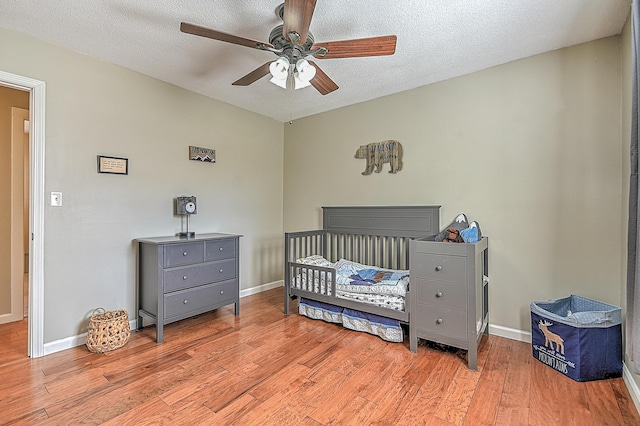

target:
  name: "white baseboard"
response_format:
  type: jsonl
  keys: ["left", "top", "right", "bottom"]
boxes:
{"left": 44, "top": 332, "right": 87, "bottom": 355}
{"left": 240, "top": 280, "right": 283, "bottom": 298}
{"left": 489, "top": 323, "right": 532, "bottom": 343}
{"left": 43, "top": 318, "right": 139, "bottom": 355}
{"left": 43, "top": 282, "right": 285, "bottom": 355}
{"left": 624, "top": 363, "right": 640, "bottom": 415}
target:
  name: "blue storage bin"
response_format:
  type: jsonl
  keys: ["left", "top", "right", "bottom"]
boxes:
{"left": 530, "top": 295, "right": 622, "bottom": 382}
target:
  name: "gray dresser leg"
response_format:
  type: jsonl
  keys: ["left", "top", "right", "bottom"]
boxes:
{"left": 409, "top": 327, "right": 418, "bottom": 353}
{"left": 468, "top": 343, "right": 478, "bottom": 371}
{"left": 156, "top": 323, "right": 163, "bottom": 343}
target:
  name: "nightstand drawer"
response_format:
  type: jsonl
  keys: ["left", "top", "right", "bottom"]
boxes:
{"left": 164, "top": 242, "right": 204, "bottom": 267}
{"left": 415, "top": 278, "right": 467, "bottom": 311}
{"left": 164, "top": 258, "right": 236, "bottom": 292}
{"left": 414, "top": 304, "right": 467, "bottom": 339}
{"left": 205, "top": 239, "right": 237, "bottom": 261}
{"left": 164, "top": 280, "right": 237, "bottom": 319}
{"left": 414, "top": 253, "right": 466, "bottom": 283}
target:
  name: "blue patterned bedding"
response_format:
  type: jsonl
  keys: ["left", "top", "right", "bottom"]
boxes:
{"left": 293, "top": 257, "right": 409, "bottom": 311}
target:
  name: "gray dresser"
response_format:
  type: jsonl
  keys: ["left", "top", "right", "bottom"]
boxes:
{"left": 409, "top": 237, "right": 489, "bottom": 370}
{"left": 135, "top": 233, "right": 242, "bottom": 343}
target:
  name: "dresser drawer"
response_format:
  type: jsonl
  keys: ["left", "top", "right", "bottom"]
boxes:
{"left": 205, "top": 239, "right": 237, "bottom": 261}
{"left": 164, "top": 258, "right": 236, "bottom": 292}
{"left": 415, "top": 278, "right": 467, "bottom": 311}
{"left": 414, "top": 253, "right": 466, "bottom": 283}
{"left": 164, "top": 279, "right": 237, "bottom": 319}
{"left": 164, "top": 242, "right": 204, "bottom": 267}
{"left": 414, "top": 304, "right": 467, "bottom": 339}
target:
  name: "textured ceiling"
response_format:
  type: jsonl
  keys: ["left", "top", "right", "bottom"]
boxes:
{"left": 0, "top": 0, "right": 632, "bottom": 122}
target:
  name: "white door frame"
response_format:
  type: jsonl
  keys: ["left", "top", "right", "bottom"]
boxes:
{"left": 0, "top": 71, "right": 45, "bottom": 358}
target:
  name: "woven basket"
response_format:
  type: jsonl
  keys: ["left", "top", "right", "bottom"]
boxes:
{"left": 86, "top": 308, "right": 130, "bottom": 353}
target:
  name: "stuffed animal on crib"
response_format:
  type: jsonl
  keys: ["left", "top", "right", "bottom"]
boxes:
{"left": 354, "top": 140, "right": 403, "bottom": 175}
{"left": 443, "top": 228, "right": 464, "bottom": 243}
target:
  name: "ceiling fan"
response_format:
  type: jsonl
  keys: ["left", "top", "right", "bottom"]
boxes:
{"left": 180, "top": 0, "right": 397, "bottom": 95}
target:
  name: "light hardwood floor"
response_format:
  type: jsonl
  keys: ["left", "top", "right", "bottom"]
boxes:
{"left": 0, "top": 287, "right": 638, "bottom": 425}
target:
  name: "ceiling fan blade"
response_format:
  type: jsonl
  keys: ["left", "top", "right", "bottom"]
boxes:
{"left": 313, "top": 35, "right": 397, "bottom": 59}
{"left": 283, "top": 0, "right": 316, "bottom": 43}
{"left": 308, "top": 61, "right": 338, "bottom": 95}
{"left": 180, "top": 22, "right": 273, "bottom": 50}
{"left": 232, "top": 62, "right": 272, "bottom": 86}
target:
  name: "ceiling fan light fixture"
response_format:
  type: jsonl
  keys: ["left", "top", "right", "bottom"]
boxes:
{"left": 294, "top": 73, "right": 312, "bottom": 90}
{"left": 269, "top": 56, "right": 290, "bottom": 88}
{"left": 270, "top": 75, "right": 288, "bottom": 89}
{"left": 295, "top": 58, "right": 316, "bottom": 82}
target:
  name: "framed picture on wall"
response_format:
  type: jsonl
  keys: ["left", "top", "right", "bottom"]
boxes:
{"left": 97, "top": 155, "right": 128, "bottom": 175}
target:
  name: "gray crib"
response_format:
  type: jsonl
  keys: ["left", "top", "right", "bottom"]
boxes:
{"left": 283, "top": 205, "right": 489, "bottom": 370}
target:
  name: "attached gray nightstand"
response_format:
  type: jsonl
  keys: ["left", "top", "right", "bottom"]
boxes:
{"left": 409, "top": 237, "right": 489, "bottom": 370}
{"left": 135, "top": 233, "right": 242, "bottom": 343}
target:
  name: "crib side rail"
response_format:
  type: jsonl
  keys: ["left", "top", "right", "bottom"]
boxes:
{"left": 284, "top": 230, "right": 326, "bottom": 314}
{"left": 284, "top": 230, "right": 326, "bottom": 262}
{"left": 325, "top": 232, "right": 413, "bottom": 270}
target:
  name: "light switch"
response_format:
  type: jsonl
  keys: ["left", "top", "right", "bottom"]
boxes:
{"left": 50, "top": 192, "right": 62, "bottom": 207}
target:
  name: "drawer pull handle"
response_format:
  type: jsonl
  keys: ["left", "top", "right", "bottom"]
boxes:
{"left": 436, "top": 291, "right": 443, "bottom": 298}
{"left": 219, "top": 269, "right": 223, "bottom": 273}
{"left": 436, "top": 318, "right": 443, "bottom": 325}
{"left": 219, "top": 247, "right": 224, "bottom": 251}
{"left": 183, "top": 275, "right": 187, "bottom": 280}
{"left": 435, "top": 265, "right": 442, "bottom": 271}
{"left": 220, "top": 290, "right": 224, "bottom": 295}
{"left": 183, "top": 251, "right": 188, "bottom": 256}
{"left": 183, "top": 299, "right": 188, "bottom": 304}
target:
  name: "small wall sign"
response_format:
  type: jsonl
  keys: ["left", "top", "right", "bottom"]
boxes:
{"left": 354, "top": 140, "right": 403, "bottom": 175}
{"left": 97, "top": 155, "right": 128, "bottom": 175}
{"left": 189, "top": 146, "right": 216, "bottom": 163}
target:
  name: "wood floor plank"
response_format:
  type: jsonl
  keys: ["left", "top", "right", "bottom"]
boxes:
{"left": 308, "top": 375, "right": 377, "bottom": 424}
{"left": 2, "top": 407, "right": 50, "bottom": 425}
{"left": 528, "top": 357, "right": 564, "bottom": 425}
{"left": 410, "top": 354, "right": 463, "bottom": 416}
{"left": 0, "top": 287, "right": 638, "bottom": 425}
{"left": 214, "top": 392, "right": 261, "bottom": 425}
{"left": 583, "top": 379, "right": 626, "bottom": 425}
{"left": 311, "top": 395, "right": 377, "bottom": 426}
{"left": 159, "top": 366, "right": 230, "bottom": 406}
{"left": 475, "top": 336, "right": 510, "bottom": 395}
{"left": 611, "top": 377, "right": 640, "bottom": 426}
{"left": 433, "top": 366, "right": 480, "bottom": 425}
{"left": 101, "top": 396, "right": 219, "bottom": 425}
{"left": 365, "top": 380, "right": 421, "bottom": 425}
{"left": 248, "top": 362, "right": 312, "bottom": 402}
{"left": 286, "top": 369, "right": 350, "bottom": 414}
{"left": 465, "top": 388, "right": 501, "bottom": 426}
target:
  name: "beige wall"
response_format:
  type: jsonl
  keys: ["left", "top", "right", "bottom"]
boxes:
{"left": 0, "top": 27, "right": 284, "bottom": 342}
{"left": 0, "top": 85, "right": 29, "bottom": 314}
{"left": 284, "top": 36, "right": 623, "bottom": 334}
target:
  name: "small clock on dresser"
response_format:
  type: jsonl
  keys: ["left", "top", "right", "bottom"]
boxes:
{"left": 176, "top": 196, "right": 197, "bottom": 238}
{"left": 176, "top": 196, "right": 197, "bottom": 215}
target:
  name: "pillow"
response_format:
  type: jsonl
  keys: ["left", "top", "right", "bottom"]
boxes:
{"left": 435, "top": 213, "right": 469, "bottom": 242}
{"left": 295, "top": 255, "right": 334, "bottom": 267}
{"left": 334, "top": 258, "right": 408, "bottom": 279}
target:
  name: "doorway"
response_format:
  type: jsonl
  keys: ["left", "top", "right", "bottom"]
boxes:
{"left": 7, "top": 105, "right": 29, "bottom": 324}
{"left": 0, "top": 70, "right": 45, "bottom": 358}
